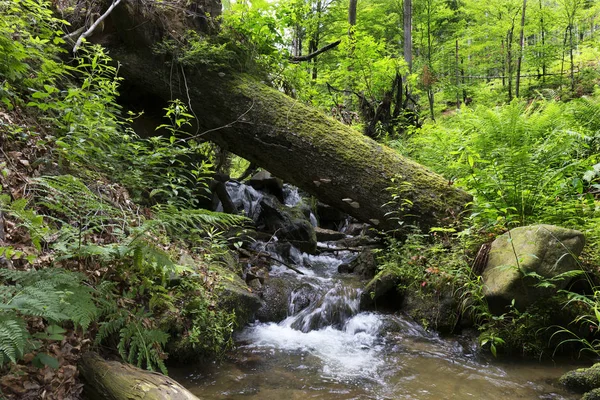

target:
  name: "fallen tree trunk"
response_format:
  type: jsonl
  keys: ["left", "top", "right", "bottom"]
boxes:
{"left": 102, "top": 0, "right": 471, "bottom": 233}
{"left": 78, "top": 352, "right": 198, "bottom": 400}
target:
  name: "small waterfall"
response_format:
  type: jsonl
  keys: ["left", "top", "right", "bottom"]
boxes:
{"left": 282, "top": 184, "right": 301, "bottom": 207}
{"left": 287, "top": 284, "right": 361, "bottom": 332}
{"left": 174, "top": 180, "right": 580, "bottom": 400}
{"left": 225, "top": 181, "right": 265, "bottom": 221}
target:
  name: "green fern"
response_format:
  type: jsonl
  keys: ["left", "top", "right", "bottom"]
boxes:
{"left": 0, "top": 268, "right": 98, "bottom": 330}
{"left": 96, "top": 307, "right": 169, "bottom": 374}
{"left": 149, "top": 204, "right": 248, "bottom": 233}
{"left": 0, "top": 313, "right": 30, "bottom": 365}
{"left": 0, "top": 268, "right": 98, "bottom": 366}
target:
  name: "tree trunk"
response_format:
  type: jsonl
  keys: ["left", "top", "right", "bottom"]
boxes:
{"left": 403, "top": 0, "right": 413, "bottom": 73}
{"left": 348, "top": 0, "right": 358, "bottom": 26}
{"left": 104, "top": 0, "right": 470, "bottom": 233}
{"left": 346, "top": 0, "right": 358, "bottom": 109}
{"left": 515, "top": 0, "right": 527, "bottom": 98}
{"left": 507, "top": 27, "right": 514, "bottom": 101}
{"left": 78, "top": 352, "right": 198, "bottom": 400}
{"left": 539, "top": 0, "right": 546, "bottom": 83}
{"left": 569, "top": 24, "right": 575, "bottom": 94}
{"left": 455, "top": 39, "right": 460, "bottom": 108}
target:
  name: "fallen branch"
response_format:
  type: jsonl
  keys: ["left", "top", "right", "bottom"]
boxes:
{"left": 62, "top": 26, "right": 85, "bottom": 44}
{"left": 239, "top": 248, "right": 304, "bottom": 275}
{"left": 73, "top": 0, "right": 123, "bottom": 53}
{"left": 316, "top": 244, "right": 367, "bottom": 252}
{"left": 79, "top": 352, "right": 198, "bottom": 400}
{"left": 291, "top": 40, "right": 341, "bottom": 62}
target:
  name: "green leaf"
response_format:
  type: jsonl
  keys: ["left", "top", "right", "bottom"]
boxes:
{"left": 31, "top": 91, "right": 49, "bottom": 99}
{"left": 32, "top": 352, "right": 59, "bottom": 369}
{"left": 490, "top": 343, "right": 497, "bottom": 357}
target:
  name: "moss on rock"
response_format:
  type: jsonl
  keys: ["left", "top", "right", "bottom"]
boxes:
{"left": 560, "top": 364, "right": 600, "bottom": 394}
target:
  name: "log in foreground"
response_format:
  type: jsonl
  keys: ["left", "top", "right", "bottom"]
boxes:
{"left": 78, "top": 352, "right": 198, "bottom": 400}
{"left": 106, "top": 1, "right": 471, "bottom": 233}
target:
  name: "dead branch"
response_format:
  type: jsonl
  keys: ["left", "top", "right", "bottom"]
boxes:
{"left": 239, "top": 248, "right": 304, "bottom": 275}
{"left": 290, "top": 40, "right": 341, "bottom": 63}
{"left": 73, "top": 0, "right": 123, "bottom": 53}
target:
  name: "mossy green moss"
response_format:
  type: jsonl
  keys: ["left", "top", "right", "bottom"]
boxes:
{"left": 560, "top": 364, "right": 600, "bottom": 394}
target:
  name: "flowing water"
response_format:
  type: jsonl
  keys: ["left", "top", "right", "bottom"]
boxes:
{"left": 172, "top": 250, "right": 580, "bottom": 400}
{"left": 180, "top": 183, "right": 581, "bottom": 399}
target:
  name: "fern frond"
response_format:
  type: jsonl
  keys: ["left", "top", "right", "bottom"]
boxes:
{"left": 150, "top": 204, "right": 248, "bottom": 232}
{"left": 0, "top": 312, "right": 30, "bottom": 365}
{"left": 0, "top": 268, "right": 98, "bottom": 329}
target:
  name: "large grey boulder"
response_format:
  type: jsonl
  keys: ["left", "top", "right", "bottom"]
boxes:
{"left": 482, "top": 224, "right": 585, "bottom": 313}
{"left": 247, "top": 170, "right": 284, "bottom": 203}
{"left": 257, "top": 196, "right": 317, "bottom": 253}
{"left": 359, "top": 270, "right": 403, "bottom": 310}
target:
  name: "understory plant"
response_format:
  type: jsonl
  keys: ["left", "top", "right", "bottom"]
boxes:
{"left": 407, "top": 99, "right": 598, "bottom": 230}
{"left": 1, "top": 0, "right": 248, "bottom": 382}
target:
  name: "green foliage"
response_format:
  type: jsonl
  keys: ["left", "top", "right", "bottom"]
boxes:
{"left": 95, "top": 303, "right": 169, "bottom": 374}
{"left": 220, "top": 0, "right": 287, "bottom": 74}
{"left": 0, "top": 0, "right": 66, "bottom": 108}
{"left": 0, "top": 193, "right": 49, "bottom": 254}
{"left": 408, "top": 99, "right": 597, "bottom": 228}
{"left": 0, "top": 268, "right": 98, "bottom": 365}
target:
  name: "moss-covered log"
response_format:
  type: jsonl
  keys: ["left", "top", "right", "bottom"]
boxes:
{"left": 103, "top": 0, "right": 471, "bottom": 233}
{"left": 78, "top": 352, "right": 198, "bottom": 400}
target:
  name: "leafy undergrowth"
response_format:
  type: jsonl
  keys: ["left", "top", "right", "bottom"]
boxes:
{"left": 0, "top": 2, "right": 250, "bottom": 398}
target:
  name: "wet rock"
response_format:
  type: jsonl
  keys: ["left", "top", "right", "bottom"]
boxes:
{"left": 338, "top": 263, "right": 353, "bottom": 273}
{"left": 401, "top": 288, "right": 459, "bottom": 334}
{"left": 217, "top": 272, "right": 262, "bottom": 326}
{"left": 247, "top": 170, "right": 284, "bottom": 203}
{"left": 316, "top": 202, "right": 347, "bottom": 230}
{"left": 288, "top": 283, "right": 317, "bottom": 315}
{"left": 342, "top": 222, "right": 368, "bottom": 236}
{"left": 360, "top": 271, "right": 403, "bottom": 310}
{"left": 482, "top": 224, "right": 585, "bottom": 313}
{"left": 255, "top": 277, "right": 320, "bottom": 322}
{"left": 560, "top": 363, "right": 600, "bottom": 394}
{"left": 257, "top": 197, "right": 317, "bottom": 254}
{"left": 255, "top": 277, "right": 294, "bottom": 322}
{"left": 350, "top": 249, "right": 378, "bottom": 279}
{"left": 278, "top": 218, "right": 317, "bottom": 254}
{"left": 315, "top": 227, "right": 347, "bottom": 242}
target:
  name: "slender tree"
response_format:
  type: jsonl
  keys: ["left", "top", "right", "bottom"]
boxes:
{"left": 515, "top": 0, "right": 527, "bottom": 97}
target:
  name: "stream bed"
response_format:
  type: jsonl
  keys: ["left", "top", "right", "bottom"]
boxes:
{"left": 173, "top": 180, "right": 583, "bottom": 399}
{"left": 171, "top": 249, "right": 581, "bottom": 400}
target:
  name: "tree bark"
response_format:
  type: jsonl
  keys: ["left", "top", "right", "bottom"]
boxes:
{"left": 104, "top": 0, "right": 471, "bottom": 233}
{"left": 78, "top": 352, "right": 198, "bottom": 400}
{"left": 515, "top": 0, "right": 527, "bottom": 98}
{"left": 403, "top": 0, "right": 413, "bottom": 73}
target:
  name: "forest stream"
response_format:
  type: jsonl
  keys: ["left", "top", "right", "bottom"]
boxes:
{"left": 170, "top": 183, "right": 581, "bottom": 400}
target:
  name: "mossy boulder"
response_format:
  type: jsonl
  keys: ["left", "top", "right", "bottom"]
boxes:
{"left": 584, "top": 388, "right": 600, "bottom": 400}
{"left": 482, "top": 224, "right": 585, "bottom": 313}
{"left": 217, "top": 272, "right": 262, "bottom": 326}
{"left": 255, "top": 276, "right": 293, "bottom": 322}
{"left": 256, "top": 196, "right": 317, "bottom": 254}
{"left": 560, "top": 364, "right": 600, "bottom": 394}
{"left": 338, "top": 249, "right": 378, "bottom": 279}
{"left": 401, "top": 288, "right": 459, "bottom": 334}
{"left": 360, "top": 270, "right": 403, "bottom": 311}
